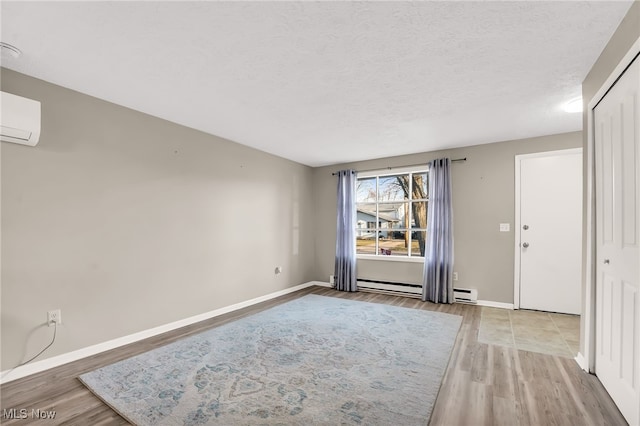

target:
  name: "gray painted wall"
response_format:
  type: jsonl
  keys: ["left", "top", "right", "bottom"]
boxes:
{"left": 580, "top": 1, "right": 639, "bottom": 359}
{"left": 313, "top": 132, "right": 582, "bottom": 303}
{"left": 0, "top": 69, "right": 316, "bottom": 370}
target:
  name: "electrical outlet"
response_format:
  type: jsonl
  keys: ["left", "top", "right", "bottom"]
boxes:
{"left": 47, "top": 309, "right": 62, "bottom": 326}
{"left": 329, "top": 275, "right": 335, "bottom": 285}
{"left": 453, "top": 272, "right": 459, "bottom": 281}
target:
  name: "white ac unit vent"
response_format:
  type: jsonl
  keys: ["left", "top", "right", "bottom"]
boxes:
{"left": 453, "top": 287, "right": 478, "bottom": 304}
{"left": 0, "top": 91, "right": 41, "bottom": 146}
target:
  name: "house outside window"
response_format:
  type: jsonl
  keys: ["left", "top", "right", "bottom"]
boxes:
{"left": 356, "top": 167, "right": 428, "bottom": 258}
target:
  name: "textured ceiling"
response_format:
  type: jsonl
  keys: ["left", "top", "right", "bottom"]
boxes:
{"left": 0, "top": 1, "right": 633, "bottom": 167}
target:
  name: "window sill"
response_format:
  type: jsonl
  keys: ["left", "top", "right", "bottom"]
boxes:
{"left": 356, "top": 255, "right": 425, "bottom": 263}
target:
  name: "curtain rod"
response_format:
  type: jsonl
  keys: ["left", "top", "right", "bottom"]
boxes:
{"left": 331, "top": 158, "right": 466, "bottom": 176}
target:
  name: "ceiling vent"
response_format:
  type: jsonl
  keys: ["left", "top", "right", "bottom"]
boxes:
{"left": 1, "top": 91, "right": 41, "bottom": 146}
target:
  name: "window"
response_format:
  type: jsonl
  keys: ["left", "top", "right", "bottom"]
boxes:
{"left": 356, "top": 168, "right": 428, "bottom": 258}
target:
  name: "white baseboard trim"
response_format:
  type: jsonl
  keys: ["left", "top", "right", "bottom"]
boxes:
{"left": 477, "top": 300, "right": 515, "bottom": 310}
{"left": 0, "top": 281, "right": 327, "bottom": 384}
{"left": 575, "top": 352, "right": 588, "bottom": 371}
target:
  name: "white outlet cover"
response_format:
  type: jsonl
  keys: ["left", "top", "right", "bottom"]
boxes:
{"left": 499, "top": 223, "right": 510, "bottom": 232}
{"left": 47, "top": 309, "right": 62, "bottom": 326}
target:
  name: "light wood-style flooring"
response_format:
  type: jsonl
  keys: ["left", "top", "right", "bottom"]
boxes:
{"left": 0, "top": 286, "right": 627, "bottom": 425}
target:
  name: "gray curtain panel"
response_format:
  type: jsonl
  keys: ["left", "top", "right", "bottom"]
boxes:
{"left": 334, "top": 170, "right": 358, "bottom": 292}
{"left": 422, "top": 158, "right": 454, "bottom": 303}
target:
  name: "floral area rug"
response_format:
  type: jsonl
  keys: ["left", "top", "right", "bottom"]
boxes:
{"left": 79, "top": 294, "right": 462, "bottom": 425}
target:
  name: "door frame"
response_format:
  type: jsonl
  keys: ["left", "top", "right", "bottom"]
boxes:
{"left": 582, "top": 36, "right": 640, "bottom": 373}
{"left": 513, "top": 148, "right": 583, "bottom": 310}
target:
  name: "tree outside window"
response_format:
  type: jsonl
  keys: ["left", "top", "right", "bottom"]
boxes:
{"left": 356, "top": 170, "right": 428, "bottom": 257}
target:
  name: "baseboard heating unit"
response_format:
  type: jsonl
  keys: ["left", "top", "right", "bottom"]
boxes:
{"left": 356, "top": 280, "right": 478, "bottom": 304}
{"left": 356, "top": 279, "right": 422, "bottom": 297}
{"left": 453, "top": 287, "right": 478, "bottom": 304}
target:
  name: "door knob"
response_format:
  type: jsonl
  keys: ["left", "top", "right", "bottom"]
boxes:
{"left": 523, "top": 225, "right": 529, "bottom": 230}
{"left": 522, "top": 242, "right": 529, "bottom": 248}
{"left": 604, "top": 259, "right": 610, "bottom": 264}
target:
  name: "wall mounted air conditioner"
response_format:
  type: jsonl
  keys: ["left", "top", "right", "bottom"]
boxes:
{"left": 0, "top": 91, "right": 41, "bottom": 146}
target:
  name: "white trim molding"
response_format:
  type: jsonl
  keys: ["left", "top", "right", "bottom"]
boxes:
{"left": 575, "top": 352, "right": 588, "bottom": 371}
{"left": 0, "top": 281, "right": 328, "bottom": 384}
{"left": 477, "top": 300, "right": 514, "bottom": 310}
{"left": 357, "top": 254, "right": 424, "bottom": 263}
{"left": 583, "top": 35, "right": 640, "bottom": 374}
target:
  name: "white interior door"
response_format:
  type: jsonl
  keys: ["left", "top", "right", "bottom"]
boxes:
{"left": 594, "top": 56, "right": 640, "bottom": 426}
{"left": 517, "top": 150, "right": 583, "bottom": 314}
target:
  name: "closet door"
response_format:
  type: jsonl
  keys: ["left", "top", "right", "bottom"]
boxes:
{"left": 594, "top": 56, "right": 639, "bottom": 426}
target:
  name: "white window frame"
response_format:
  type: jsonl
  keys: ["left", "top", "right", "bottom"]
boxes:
{"left": 356, "top": 166, "right": 429, "bottom": 263}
